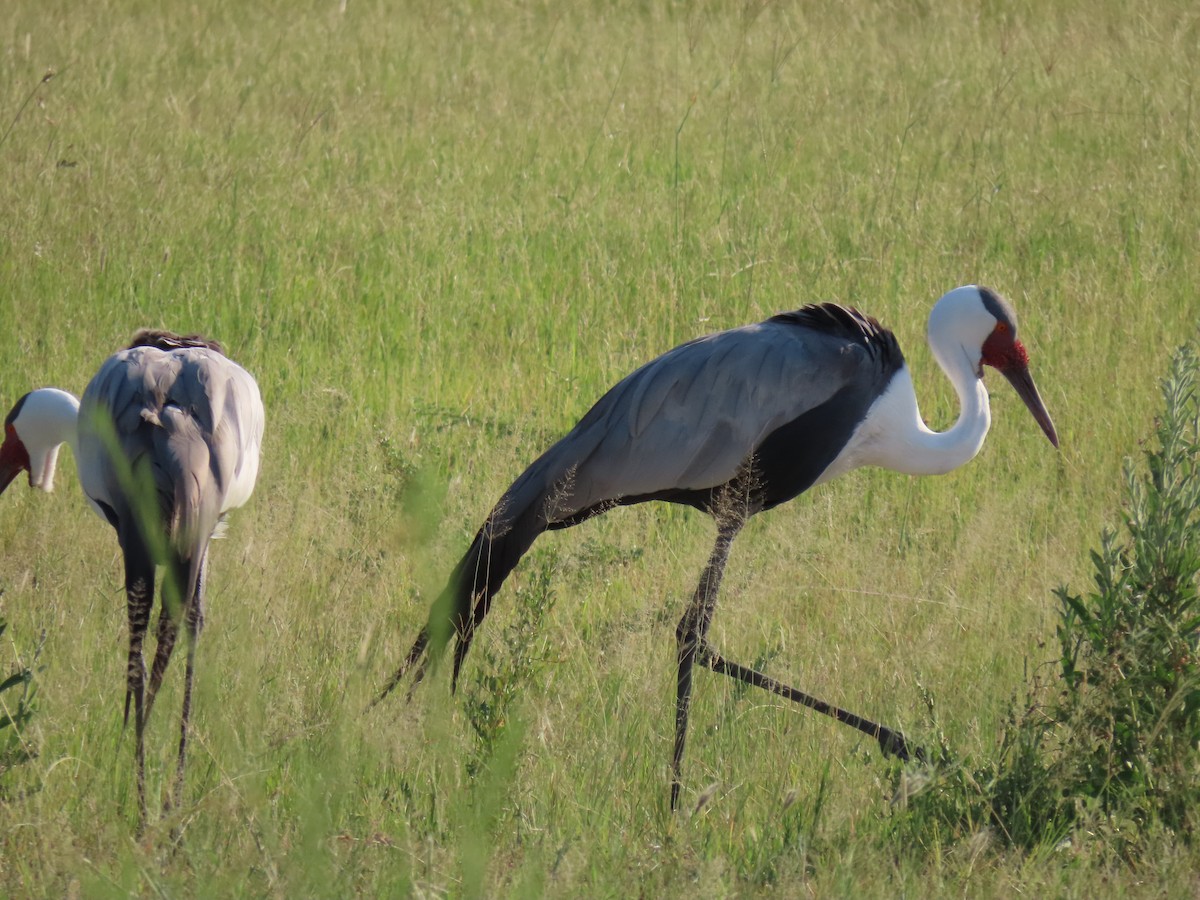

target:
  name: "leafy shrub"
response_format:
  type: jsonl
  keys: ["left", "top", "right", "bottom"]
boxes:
{"left": 899, "top": 341, "right": 1200, "bottom": 856}
{"left": 1051, "top": 342, "right": 1200, "bottom": 838}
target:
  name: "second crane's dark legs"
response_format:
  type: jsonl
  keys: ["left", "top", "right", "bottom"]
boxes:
{"left": 670, "top": 520, "right": 919, "bottom": 812}
{"left": 172, "top": 551, "right": 207, "bottom": 812}
{"left": 122, "top": 530, "right": 156, "bottom": 832}
{"left": 145, "top": 559, "right": 184, "bottom": 723}
{"left": 143, "top": 552, "right": 207, "bottom": 814}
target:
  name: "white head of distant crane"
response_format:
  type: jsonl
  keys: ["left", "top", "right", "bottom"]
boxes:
{"left": 1, "top": 331, "right": 264, "bottom": 828}
{"left": 375, "top": 284, "right": 1059, "bottom": 810}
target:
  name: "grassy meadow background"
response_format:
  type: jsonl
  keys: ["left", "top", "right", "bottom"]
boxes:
{"left": 1, "top": 0, "right": 1198, "bottom": 895}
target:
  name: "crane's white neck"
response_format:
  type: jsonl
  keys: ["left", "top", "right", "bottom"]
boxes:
{"left": 14, "top": 388, "right": 81, "bottom": 491}
{"left": 886, "top": 348, "right": 991, "bottom": 477}
{"left": 866, "top": 287, "right": 997, "bottom": 476}
{"left": 819, "top": 303, "right": 993, "bottom": 483}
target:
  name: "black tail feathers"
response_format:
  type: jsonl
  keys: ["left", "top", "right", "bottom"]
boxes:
{"left": 373, "top": 501, "right": 547, "bottom": 706}
{"left": 371, "top": 625, "right": 431, "bottom": 706}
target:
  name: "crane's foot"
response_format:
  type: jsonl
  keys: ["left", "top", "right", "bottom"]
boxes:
{"left": 876, "top": 726, "right": 927, "bottom": 764}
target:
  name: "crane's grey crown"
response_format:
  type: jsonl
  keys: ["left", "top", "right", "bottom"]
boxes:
{"left": 978, "top": 286, "right": 1017, "bottom": 333}
{"left": 4, "top": 392, "right": 30, "bottom": 428}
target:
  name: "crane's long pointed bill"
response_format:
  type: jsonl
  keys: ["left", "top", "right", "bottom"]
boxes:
{"left": 1000, "top": 363, "right": 1059, "bottom": 448}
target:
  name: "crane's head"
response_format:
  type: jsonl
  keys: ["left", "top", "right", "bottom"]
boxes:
{"left": 929, "top": 285, "right": 1059, "bottom": 449}
{"left": 0, "top": 389, "right": 80, "bottom": 494}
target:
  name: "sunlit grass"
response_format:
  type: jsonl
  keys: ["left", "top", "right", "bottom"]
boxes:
{"left": 1, "top": 0, "right": 1198, "bottom": 895}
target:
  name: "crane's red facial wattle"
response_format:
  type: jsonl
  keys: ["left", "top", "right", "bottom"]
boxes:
{"left": 979, "top": 324, "right": 1059, "bottom": 449}
{"left": 979, "top": 323, "right": 1029, "bottom": 373}
{"left": 0, "top": 423, "right": 31, "bottom": 493}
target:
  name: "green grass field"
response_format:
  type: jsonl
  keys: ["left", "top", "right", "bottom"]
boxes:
{"left": 2, "top": 1, "right": 1198, "bottom": 895}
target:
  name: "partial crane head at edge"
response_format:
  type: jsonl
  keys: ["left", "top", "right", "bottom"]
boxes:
{"left": 0, "top": 388, "right": 78, "bottom": 493}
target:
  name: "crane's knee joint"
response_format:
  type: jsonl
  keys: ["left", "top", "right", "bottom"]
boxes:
{"left": 675, "top": 626, "right": 712, "bottom": 668}
{"left": 676, "top": 617, "right": 699, "bottom": 648}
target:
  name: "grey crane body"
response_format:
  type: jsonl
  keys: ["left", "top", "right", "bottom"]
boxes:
{"left": 377, "top": 285, "right": 1058, "bottom": 810}
{"left": 78, "top": 341, "right": 262, "bottom": 561}
{"left": 1, "top": 331, "right": 263, "bottom": 829}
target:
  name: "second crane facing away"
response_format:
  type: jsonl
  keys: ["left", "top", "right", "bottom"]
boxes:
{"left": 377, "top": 285, "right": 1059, "bottom": 809}
{"left": 0, "top": 331, "right": 264, "bottom": 829}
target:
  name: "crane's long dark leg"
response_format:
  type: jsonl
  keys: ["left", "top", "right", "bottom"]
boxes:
{"left": 122, "top": 532, "right": 156, "bottom": 831}
{"left": 145, "top": 557, "right": 188, "bottom": 722}
{"left": 134, "top": 556, "right": 189, "bottom": 825}
{"left": 169, "top": 551, "right": 207, "bottom": 813}
{"left": 670, "top": 517, "right": 921, "bottom": 811}
{"left": 699, "top": 650, "right": 918, "bottom": 761}
{"left": 672, "top": 517, "right": 742, "bottom": 811}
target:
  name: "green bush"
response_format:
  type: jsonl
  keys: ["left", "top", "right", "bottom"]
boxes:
{"left": 1052, "top": 342, "right": 1200, "bottom": 838}
{"left": 900, "top": 341, "right": 1200, "bottom": 856}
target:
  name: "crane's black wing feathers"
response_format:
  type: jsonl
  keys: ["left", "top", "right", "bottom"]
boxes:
{"left": 770, "top": 303, "right": 903, "bottom": 365}
{"left": 127, "top": 330, "right": 225, "bottom": 354}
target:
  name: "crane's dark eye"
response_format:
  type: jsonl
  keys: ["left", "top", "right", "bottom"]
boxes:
{"left": 995, "top": 322, "right": 1009, "bottom": 335}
